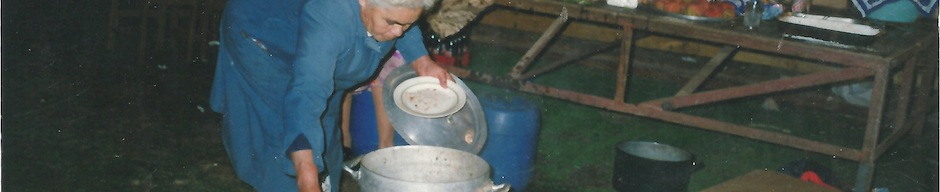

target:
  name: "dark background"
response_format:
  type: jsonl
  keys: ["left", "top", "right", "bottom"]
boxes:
{"left": 3, "top": 1, "right": 252, "bottom": 191}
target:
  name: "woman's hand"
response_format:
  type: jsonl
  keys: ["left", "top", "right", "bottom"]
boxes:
{"left": 411, "top": 55, "right": 453, "bottom": 88}
{"left": 291, "top": 150, "right": 322, "bottom": 192}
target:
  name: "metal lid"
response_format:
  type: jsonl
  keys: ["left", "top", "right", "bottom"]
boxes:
{"left": 382, "top": 66, "right": 488, "bottom": 154}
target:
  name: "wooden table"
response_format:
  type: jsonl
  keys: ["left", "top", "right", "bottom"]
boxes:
{"left": 447, "top": 0, "right": 939, "bottom": 191}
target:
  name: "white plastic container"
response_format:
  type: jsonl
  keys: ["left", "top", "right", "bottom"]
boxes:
{"left": 607, "top": 0, "right": 639, "bottom": 8}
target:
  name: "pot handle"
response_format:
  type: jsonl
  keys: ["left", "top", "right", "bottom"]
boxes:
{"left": 690, "top": 160, "right": 705, "bottom": 173}
{"left": 342, "top": 155, "right": 363, "bottom": 181}
{"left": 488, "top": 182, "right": 511, "bottom": 192}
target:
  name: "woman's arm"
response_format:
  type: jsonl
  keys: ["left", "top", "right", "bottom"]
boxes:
{"left": 291, "top": 150, "right": 322, "bottom": 192}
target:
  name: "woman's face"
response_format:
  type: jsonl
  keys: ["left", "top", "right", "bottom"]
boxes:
{"left": 359, "top": 0, "right": 423, "bottom": 42}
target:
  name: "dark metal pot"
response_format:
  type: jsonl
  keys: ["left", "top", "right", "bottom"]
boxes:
{"left": 612, "top": 141, "right": 700, "bottom": 192}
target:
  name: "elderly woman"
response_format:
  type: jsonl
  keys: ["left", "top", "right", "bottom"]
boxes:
{"left": 208, "top": 0, "right": 450, "bottom": 191}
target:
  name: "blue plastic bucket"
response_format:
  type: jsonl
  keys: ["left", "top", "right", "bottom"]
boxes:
{"left": 479, "top": 95, "right": 541, "bottom": 191}
{"left": 349, "top": 90, "right": 408, "bottom": 156}
{"left": 867, "top": 0, "right": 920, "bottom": 23}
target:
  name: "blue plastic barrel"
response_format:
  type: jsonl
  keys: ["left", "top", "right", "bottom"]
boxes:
{"left": 349, "top": 90, "right": 408, "bottom": 156}
{"left": 479, "top": 95, "right": 541, "bottom": 191}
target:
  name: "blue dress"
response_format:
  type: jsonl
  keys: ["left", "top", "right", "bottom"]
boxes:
{"left": 209, "top": 0, "right": 428, "bottom": 191}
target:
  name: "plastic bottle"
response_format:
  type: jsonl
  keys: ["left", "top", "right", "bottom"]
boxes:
{"left": 743, "top": 0, "right": 764, "bottom": 30}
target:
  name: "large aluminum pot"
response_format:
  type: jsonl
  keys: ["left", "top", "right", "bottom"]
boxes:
{"left": 343, "top": 145, "right": 510, "bottom": 192}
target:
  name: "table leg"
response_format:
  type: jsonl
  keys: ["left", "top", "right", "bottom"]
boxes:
{"left": 891, "top": 56, "right": 918, "bottom": 130}
{"left": 855, "top": 61, "right": 892, "bottom": 192}
{"left": 615, "top": 25, "right": 633, "bottom": 103}
{"left": 854, "top": 161, "right": 875, "bottom": 192}
{"left": 909, "top": 53, "right": 939, "bottom": 138}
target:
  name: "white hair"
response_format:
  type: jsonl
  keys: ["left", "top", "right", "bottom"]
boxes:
{"left": 368, "top": 0, "right": 437, "bottom": 10}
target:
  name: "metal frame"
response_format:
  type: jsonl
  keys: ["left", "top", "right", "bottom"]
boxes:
{"left": 451, "top": 1, "right": 938, "bottom": 191}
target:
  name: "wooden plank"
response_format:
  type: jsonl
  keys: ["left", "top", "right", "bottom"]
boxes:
{"left": 643, "top": 67, "right": 874, "bottom": 110}
{"left": 615, "top": 25, "right": 634, "bottom": 103}
{"left": 675, "top": 45, "right": 736, "bottom": 96}
{"left": 517, "top": 41, "right": 619, "bottom": 79}
{"left": 890, "top": 56, "right": 918, "bottom": 132}
{"left": 909, "top": 58, "right": 939, "bottom": 136}
{"left": 636, "top": 16, "right": 889, "bottom": 69}
{"left": 479, "top": 8, "right": 621, "bottom": 42}
{"left": 634, "top": 36, "right": 837, "bottom": 73}
{"left": 511, "top": 8, "right": 570, "bottom": 79}
{"left": 478, "top": 9, "right": 836, "bottom": 74}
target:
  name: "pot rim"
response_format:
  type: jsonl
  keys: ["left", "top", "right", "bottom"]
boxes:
{"left": 616, "top": 141, "right": 693, "bottom": 162}
{"left": 360, "top": 145, "right": 491, "bottom": 183}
